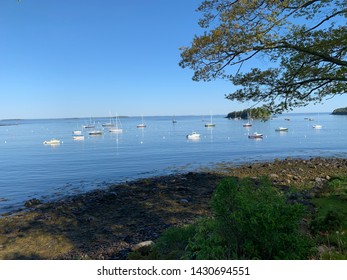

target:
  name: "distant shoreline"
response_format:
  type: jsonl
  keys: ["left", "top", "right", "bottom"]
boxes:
{"left": 0, "top": 111, "right": 335, "bottom": 122}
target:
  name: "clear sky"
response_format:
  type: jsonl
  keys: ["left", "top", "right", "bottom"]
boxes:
{"left": 1, "top": 0, "right": 346, "bottom": 119}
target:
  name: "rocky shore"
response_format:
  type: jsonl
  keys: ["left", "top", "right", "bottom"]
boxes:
{"left": 0, "top": 157, "right": 347, "bottom": 260}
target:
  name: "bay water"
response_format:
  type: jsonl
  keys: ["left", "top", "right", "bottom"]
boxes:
{"left": 0, "top": 113, "right": 346, "bottom": 214}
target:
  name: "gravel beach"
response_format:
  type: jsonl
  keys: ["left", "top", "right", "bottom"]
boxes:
{"left": 0, "top": 157, "right": 346, "bottom": 259}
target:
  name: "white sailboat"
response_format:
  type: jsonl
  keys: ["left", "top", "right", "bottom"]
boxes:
{"left": 137, "top": 115, "right": 146, "bottom": 128}
{"left": 102, "top": 112, "right": 115, "bottom": 127}
{"left": 83, "top": 117, "right": 95, "bottom": 129}
{"left": 205, "top": 112, "right": 216, "bottom": 127}
{"left": 243, "top": 111, "right": 252, "bottom": 127}
{"left": 109, "top": 113, "right": 123, "bottom": 133}
{"left": 313, "top": 112, "right": 322, "bottom": 129}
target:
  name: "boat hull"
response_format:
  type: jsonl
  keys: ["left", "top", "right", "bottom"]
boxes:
{"left": 248, "top": 133, "right": 263, "bottom": 139}
{"left": 43, "top": 139, "right": 61, "bottom": 145}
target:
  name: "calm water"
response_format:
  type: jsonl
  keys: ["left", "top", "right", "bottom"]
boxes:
{"left": 0, "top": 113, "right": 346, "bottom": 214}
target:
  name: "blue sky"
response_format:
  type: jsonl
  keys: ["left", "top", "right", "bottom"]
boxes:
{"left": 1, "top": 0, "right": 346, "bottom": 119}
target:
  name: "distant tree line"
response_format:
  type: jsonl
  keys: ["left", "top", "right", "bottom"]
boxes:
{"left": 332, "top": 107, "right": 347, "bottom": 115}
{"left": 226, "top": 107, "right": 271, "bottom": 120}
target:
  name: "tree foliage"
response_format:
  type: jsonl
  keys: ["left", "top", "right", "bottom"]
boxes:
{"left": 180, "top": 0, "right": 347, "bottom": 113}
{"left": 226, "top": 106, "right": 271, "bottom": 119}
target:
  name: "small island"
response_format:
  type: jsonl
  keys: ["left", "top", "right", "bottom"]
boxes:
{"left": 332, "top": 107, "right": 347, "bottom": 115}
{"left": 226, "top": 107, "right": 271, "bottom": 120}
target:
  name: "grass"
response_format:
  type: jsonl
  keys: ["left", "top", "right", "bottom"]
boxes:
{"left": 310, "top": 176, "right": 347, "bottom": 259}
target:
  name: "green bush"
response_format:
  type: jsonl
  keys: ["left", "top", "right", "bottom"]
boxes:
{"left": 194, "top": 177, "right": 312, "bottom": 259}
{"left": 184, "top": 218, "right": 225, "bottom": 259}
{"left": 151, "top": 224, "right": 197, "bottom": 260}
{"left": 132, "top": 177, "right": 313, "bottom": 260}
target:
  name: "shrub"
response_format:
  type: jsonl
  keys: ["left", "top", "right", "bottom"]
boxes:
{"left": 133, "top": 177, "right": 313, "bottom": 260}
{"left": 190, "top": 177, "right": 313, "bottom": 259}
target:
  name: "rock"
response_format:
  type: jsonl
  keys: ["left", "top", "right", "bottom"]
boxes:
{"left": 132, "top": 240, "right": 154, "bottom": 254}
{"left": 315, "top": 177, "right": 323, "bottom": 183}
{"left": 269, "top": 174, "right": 279, "bottom": 180}
{"left": 326, "top": 175, "right": 331, "bottom": 180}
{"left": 24, "top": 198, "right": 42, "bottom": 208}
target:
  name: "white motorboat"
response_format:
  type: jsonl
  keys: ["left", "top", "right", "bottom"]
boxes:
{"left": 109, "top": 127, "right": 123, "bottom": 133}
{"left": 186, "top": 132, "right": 200, "bottom": 140}
{"left": 248, "top": 132, "right": 263, "bottom": 139}
{"left": 73, "top": 135, "right": 85, "bottom": 141}
{"left": 73, "top": 130, "right": 82, "bottom": 135}
{"left": 313, "top": 124, "right": 322, "bottom": 129}
{"left": 275, "top": 127, "right": 288, "bottom": 132}
{"left": 43, "top": 139, "right": 61, "bottom": 145}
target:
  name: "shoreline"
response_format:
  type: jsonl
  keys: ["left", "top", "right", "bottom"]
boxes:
{"left": 0, "top": 157, "right": 347, "bottom": 259}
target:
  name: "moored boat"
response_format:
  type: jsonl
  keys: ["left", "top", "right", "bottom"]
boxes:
{"left": 248, "top": 132, "right": 263, "bottom": 139}
{"left": 137, "top": 115, "right": 146, "bottom": 128}
{"left": 186, "top": 132, "right": 200, "bottom": 140}
{"left": 43, "top": 139, "right": 61, "bottom": 145}
{"left": 102, "top": 122, "right": 113, "bottom": 127}
{"left": 73, "top": 135, "right": 85, "bottom": 141}
{"left": 109, "top": 127, "right": 123, "bottom": 133}
{"left": 243, "top": 111, "right": 252, "bottom": 127}
{"left": 109, "top": 113, "right": 123, "bottom": 133}
{"left": 204, "top": 112, "right": 216, "bottom": 127}
{"left": 275, "top": 127, "right": 288, "bottom": 132}
{"left": 313, "top": 124, "right": 322, "bottom": 129}
{"left": 88, "top": 130, "right": 103, "bottom": 135}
